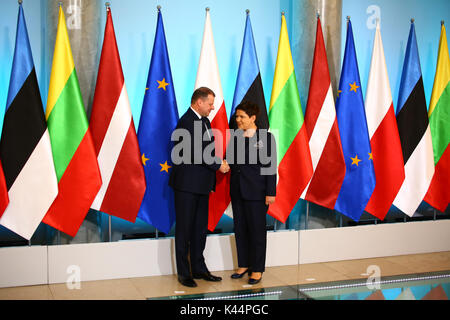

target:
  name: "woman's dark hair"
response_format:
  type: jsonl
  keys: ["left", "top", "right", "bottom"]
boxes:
{"left": 235, "top": 100, "right": 260, "bottom": 119}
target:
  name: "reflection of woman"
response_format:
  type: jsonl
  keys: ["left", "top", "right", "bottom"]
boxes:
{"left": 228, "top": 101, "right": 277, "bottom": 285}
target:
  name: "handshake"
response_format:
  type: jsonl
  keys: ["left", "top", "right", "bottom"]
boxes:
{"left": 219, "top": 159, "right": 230, "bottom": 173}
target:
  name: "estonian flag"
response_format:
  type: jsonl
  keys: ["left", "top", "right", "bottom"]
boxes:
{"left": 394, "top": 21, "right": 435, "bottom": 217}
{"left": 0, "top": 3, "right": 57, "bottom": 240}
{"left": 229, "top": 11, "right": 269, "bottom": 130}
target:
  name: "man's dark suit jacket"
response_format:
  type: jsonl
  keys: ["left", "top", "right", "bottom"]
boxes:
{"left": 228, "top": 129, "right": 277, "bottom": 200}
{"left": 169, "top": 108, "right": 221, "bottom": 195}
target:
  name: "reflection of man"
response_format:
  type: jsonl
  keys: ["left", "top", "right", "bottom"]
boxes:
{"left": 169, "top": 87, "right": 229, "bottom": 287}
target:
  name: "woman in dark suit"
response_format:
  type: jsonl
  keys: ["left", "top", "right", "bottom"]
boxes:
{"left": 227, "top": 101, "right": 277, "bottom": 285}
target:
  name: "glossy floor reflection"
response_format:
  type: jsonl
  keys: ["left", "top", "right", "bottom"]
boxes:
{"left": 149, "top": 271, "right": 450, "bottom": 300}
{"left": 0, "top": 251, "right": 449, "bottom": 300}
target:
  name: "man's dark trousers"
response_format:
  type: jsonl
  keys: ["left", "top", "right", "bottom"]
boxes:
{"left": 174, "top": 190, "right": 209, "bottom": 278}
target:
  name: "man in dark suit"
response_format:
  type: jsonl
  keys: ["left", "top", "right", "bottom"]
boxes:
{"left": 169, "top": 87, "right": 229, "bottom": 287}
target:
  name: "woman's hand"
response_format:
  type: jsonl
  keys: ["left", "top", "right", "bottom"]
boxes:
{"left": 265, "top": 196, "right": 275, "bottom": 205}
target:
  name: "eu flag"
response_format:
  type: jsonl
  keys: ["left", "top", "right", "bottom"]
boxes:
{"left": 137, "top": 9, "right": 179, "bottom": 234}
{"left": 334, "top": 20, "right": 376, "bottom": 221}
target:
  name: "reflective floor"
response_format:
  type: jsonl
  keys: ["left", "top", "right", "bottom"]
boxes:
{"left": 149, "top": 271, "right": 450, "bottom": 300}
{"left": 0, "top": 251, "right": 449, "bottom": 300}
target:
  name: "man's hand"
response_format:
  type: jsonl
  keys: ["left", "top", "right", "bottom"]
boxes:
{"left": 219, "top": 159, "right": 230, "bottom": 173}
{"left": 265, "top": 196, "right": 275, "bottom": 205}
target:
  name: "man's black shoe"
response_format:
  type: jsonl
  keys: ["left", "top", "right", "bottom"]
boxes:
{"left": 193, "top": 272, "right": 222, "bottom": 282}
{"left": 178, "top": 276, "right": 197, "bottom": 287}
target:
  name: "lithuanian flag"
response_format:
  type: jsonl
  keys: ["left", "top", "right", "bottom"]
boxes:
{"left": 42, "top": 6, "right": 101, "bottom": 237}
{"left": 268, "top": 14, "right": 313, "bottom": 223}
{"left": 424, "top": 23, "right": 450, "bottom": 212}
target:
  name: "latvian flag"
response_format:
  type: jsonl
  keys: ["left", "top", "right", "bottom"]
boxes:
{"left": 90, "top": 6, "right": 146, "bottom": 222}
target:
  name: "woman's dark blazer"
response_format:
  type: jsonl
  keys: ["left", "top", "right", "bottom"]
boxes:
{"left": 228, "top": 129, "right": 277, "bottom": 200}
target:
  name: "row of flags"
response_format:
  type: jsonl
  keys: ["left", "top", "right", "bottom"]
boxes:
{"left": 0, "top": 4, "right": 448, "bottom": 241}
{"left": 301, "top": 17, "right": 450, "bottom": 223}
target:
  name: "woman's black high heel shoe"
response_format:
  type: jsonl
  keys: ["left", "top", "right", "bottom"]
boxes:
{"left": 230, "top": 269, "right": 249, "bottom": 279}
{"left": 248, "top": 273, "right": 262, "bottom": 285}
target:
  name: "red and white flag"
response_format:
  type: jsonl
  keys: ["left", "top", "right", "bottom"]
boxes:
{"left": 364, "top": 22, "right": 405, "bottom": 220}
{"left": 89, "top": 7, "right": 146, "bottom": 222}
{"left": 195, "top": 8, "right": 231, "bottom": 231}
{"left": 301, "top": 17, "right": 346, "bottom": 209}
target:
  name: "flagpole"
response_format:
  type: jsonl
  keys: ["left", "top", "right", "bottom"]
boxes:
{"left": 305, "top": 201, "right": 309, "bottom": 229}
{"left": 102, "top": 0, "right": 109, "bottom": 243}
{"left": 108, "top": 215, "right": 112, "bottom": 242}
{"left": 105, "top": 4, "right": 111, "bottom": 241}
{"left": 103, "top": 5, "right": 109, "bottom": 245}
{"left": 278, "top": 12, "right": 285, "bottom": 225}
{"left": 103, "top": 1, "right": 112, "bottom": 244}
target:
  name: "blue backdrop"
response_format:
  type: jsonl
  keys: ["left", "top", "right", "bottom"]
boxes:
{"left": 342, "top": 0, "right": 450, "bottom": 111}
{"left": 0, "top": 0, "right": 449, "bottom": 240}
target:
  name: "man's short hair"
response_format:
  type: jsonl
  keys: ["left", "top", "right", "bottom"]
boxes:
{"left": 235, "top": 100, "right": 260, "bottom": 119}
{"left": 191, "top": 87, "right": 215, "bottom": 105}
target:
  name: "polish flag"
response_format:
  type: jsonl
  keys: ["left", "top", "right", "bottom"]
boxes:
{"left": 195, "top": 8, "right": 231, "bottom": 231}
{"left": 301, "top": 17, "right": 346, "bottom": 209}
{"left": 89, "top": 7, "right": 146, "bottom": 222}
{"left": 364, "top": 22, "right": 405, "bottom": 220}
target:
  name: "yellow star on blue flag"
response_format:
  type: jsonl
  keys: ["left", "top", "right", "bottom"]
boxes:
{"left": 159, "top": 161, "right": 171, "bottom": 173}
{"left": 349, "top": 81, "right": 360, "bottom": 92}
{"left": 351, "top": 155, "right": 362, "bottom": 166}
{"left": 141, "top": 153, "right": 149, "bottom": 166}
{"left": 157, "top": 78, "right": 169, "bottom": 90}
